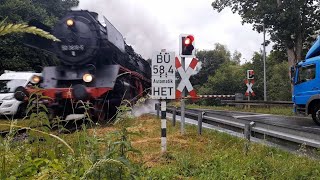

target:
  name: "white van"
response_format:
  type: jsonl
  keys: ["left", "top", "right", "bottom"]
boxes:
{"left": 0, "top": 71, "right": 41, "bottom": 116}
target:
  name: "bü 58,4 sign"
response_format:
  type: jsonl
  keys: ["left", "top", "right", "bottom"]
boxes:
{"left": 151, "top": 52, "right": 176, "bottom": 99}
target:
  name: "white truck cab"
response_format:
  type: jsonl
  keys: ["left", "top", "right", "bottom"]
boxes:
{"left": 0, "top": 70, "right": 41, "bottom": 116}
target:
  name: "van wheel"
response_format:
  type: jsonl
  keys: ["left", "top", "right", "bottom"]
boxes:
{"left": 311, "top": 105, "right": 320, "bottom": 125}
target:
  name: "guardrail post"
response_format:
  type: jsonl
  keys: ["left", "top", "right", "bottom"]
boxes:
{"left": 172, "top": 107, "right": 176, "bottom": 126}
{"left": 198, "top": 112, "right": 205, "bottom": 135}
{"left": 244, "top": 121, "right": 255, "bottom": 141}
{"left": 244, "top": 124, "right": 251, "bottom": 141}
{"left": 244, "top": 121, "right": 255, "bottom": 155}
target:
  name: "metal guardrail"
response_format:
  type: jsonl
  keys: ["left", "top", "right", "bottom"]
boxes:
{"left": 167, "top": 107, "right": 320, "bottom": 149}
{"left": 221, "top": 100, "right": 293, "bottom": 107}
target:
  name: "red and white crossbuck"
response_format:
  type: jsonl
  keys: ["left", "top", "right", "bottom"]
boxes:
{"left": 175, "top": 57, "right": 198, "bottom": 98}
{"left": 244, "top": 79, "right": 255, "bottom": 96}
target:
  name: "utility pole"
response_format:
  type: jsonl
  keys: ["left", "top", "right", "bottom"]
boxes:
{"left": 181, "top": 57, "right": 185, "bottom": 135}
{"left": 179, "top": 34, "right": 195, "bottom": 135}
{"left": 263, "top": 19, "right": 267, "bottom": 101}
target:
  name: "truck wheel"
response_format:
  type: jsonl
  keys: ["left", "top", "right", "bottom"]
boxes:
{"left": 311, "top": 105, "right": 320, "bottom": 125}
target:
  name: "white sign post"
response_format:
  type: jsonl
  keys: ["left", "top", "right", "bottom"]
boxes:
{"left": 152, "top": 51, "right": 175, "bottom": 154}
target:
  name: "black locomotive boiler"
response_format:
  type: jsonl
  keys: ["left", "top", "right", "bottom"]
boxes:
{"left": 17, "top": 10, "right": 151, "bottom": 121}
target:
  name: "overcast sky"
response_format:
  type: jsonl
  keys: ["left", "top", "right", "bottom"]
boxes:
{"left": 77, "top": 0, "right": 271, "bottom": 64}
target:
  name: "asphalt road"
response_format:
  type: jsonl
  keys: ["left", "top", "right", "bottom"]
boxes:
{"left": 213, "top": 110, "right": 320, "bottom": 130}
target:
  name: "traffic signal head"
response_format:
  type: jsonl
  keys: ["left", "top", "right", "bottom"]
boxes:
{"left": 180, "top": 34, "right": 195, "bottom": 57}
{"left": 247, "top": 70, "right": 254, "bottom": 79}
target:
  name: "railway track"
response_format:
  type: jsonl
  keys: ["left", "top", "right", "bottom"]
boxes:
{"left": 167, "top": 107, "right": 320, "bottom": 153}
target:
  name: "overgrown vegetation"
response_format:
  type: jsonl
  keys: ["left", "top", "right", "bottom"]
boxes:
{"left": 0, "top": 96, "right": 141, "bottom": 179}
{"left": 1, "top": 99, "right": 319, "bottom": 179}
{"left": 0, "top": 20, "right": 60, "bottom": 41}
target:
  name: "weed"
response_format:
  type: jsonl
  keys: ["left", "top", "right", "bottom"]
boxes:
{"left": 1, "top": 91, "right": 319, "bottom": 179}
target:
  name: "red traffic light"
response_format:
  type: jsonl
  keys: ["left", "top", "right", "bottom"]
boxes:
{"left": 184, "top": 35, "right": 194, "bottom": 45}
{"left": 247, "top": 70, "right": 254, "bottom": 79}
{"left": 180, "top": 34, "right": 195, "bottom": 57}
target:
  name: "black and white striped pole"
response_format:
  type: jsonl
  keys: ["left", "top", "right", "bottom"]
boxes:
{"left": 152, "top": 50, "right": 175, "bottom": 154}
{"left": 161, "top": 101, "right": 167, "bottom": 153}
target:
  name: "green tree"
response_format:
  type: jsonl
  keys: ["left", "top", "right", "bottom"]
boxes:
{"left": 268, "top": 61, "right": 292, "bottom": 101}
{"left": 0, "top": 0, "right": 79, "bottom": 25}
{"left": 191, "top": 43, "right": 231, "bottom": 87}
{"left": 0, "top": 0, "right": 79, "bottom": 71}
{"left": 211, "top": 0, "right": 320, "bottom": 68}
{"left": 231, "top": 50, "right": 242, "bottom": 65}
{"left": 196, "top": 48, "right": 291, "bottom": 102}
{"left": 200, "top": 62, "right": 245, "bottom": 95}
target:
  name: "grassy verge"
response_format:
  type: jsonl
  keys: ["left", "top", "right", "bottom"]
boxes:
{"left": 1, "top": 114, "right": 319, "bottom": 179}
{"left": 0, "top": 118, "right": 38, "bottom": 131}
{"left": 94, "top": 115, "right": 320, "bottom": 179}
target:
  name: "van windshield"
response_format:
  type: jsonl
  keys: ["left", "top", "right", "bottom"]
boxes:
{"left": 0, "top": 79, "right": 27, "bottom": 93}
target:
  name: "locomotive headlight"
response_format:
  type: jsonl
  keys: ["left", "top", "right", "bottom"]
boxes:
{"left": 66, "top": 19, "right": 75, "bottom": 27}
{"left": 31, "top": 75, "right": 41, "bottom": 84}
{"left": 83, "top": 73, "right": 93, "bottom": 83}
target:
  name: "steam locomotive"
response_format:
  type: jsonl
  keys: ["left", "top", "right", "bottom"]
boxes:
{"left": 15, "top": 10, "right": 151, "bottom": 121}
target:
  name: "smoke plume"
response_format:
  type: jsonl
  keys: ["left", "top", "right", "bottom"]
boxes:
{"left": 76, "top": 0, "right": 176, "bottom": 60}
{"left": 131, "top": 99, "right": 159, "bottom": 117}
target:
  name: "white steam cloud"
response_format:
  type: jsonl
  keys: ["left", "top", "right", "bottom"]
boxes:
{"left": 77, "top": 0, "right": 272, "bottom": 64}
{"left": 76, "top": 0, "right": 176, "bottom": 60}
{"left": 131, "top": 99, "right": 159, "bottom": 117}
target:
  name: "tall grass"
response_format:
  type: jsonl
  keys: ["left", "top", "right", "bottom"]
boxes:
{"left": 1, "top": 92, "right": 319, "bottom": 179}
{"left": 129, "top": 115, "right": 320, "bottom": 179}
{"left": 0, "top": 93, "right": 141, "bottom": 179}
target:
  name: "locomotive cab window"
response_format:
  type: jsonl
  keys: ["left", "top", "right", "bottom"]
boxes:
{"left": 297, "top": 64, "right": 316, "bottom": 84}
